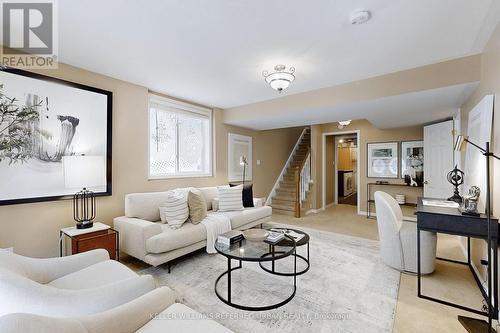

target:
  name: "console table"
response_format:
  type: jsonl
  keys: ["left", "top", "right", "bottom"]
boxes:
{"left": 366, "top": 182, "right": 422, "bottom": 219}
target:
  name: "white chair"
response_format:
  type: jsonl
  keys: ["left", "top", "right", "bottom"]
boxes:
{"left": 0, "top": 249, "right": 156, "bottom": 317}
{"left": 0, "top": 287, "right": 233, "bottom": 333}
{"left": 374, "top": 191, "right": 437, "bottom": 274}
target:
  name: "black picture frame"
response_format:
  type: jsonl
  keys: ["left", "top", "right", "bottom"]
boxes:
{"left": 0, "top": 67, "right": 112, "bottom": 205}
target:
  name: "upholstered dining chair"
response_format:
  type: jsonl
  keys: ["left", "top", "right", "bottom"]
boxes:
{"left": 0, "top": 249, "right": 156, "bottom": 317}
{"left": 374, "top": 191, "right": 437, "bottom": 274}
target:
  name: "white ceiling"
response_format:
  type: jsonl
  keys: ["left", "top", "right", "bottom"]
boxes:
{"left": 58, "top": 0, "right": 498, "bottom": 109}
{"left": 226, "top": 82, "right": 479, "bottom": 130}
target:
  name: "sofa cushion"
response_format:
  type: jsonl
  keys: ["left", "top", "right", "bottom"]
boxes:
{"left": 187, "top": 190, "right": 207, "bottom": 224}
{"left": 198, "top": 187, "right": 218, "bottom": 210}
{"left": 47, "top": 260, "right": 137, "bottom": 289}
{"left": 125, "top": 191, "right": 173, "bottom": 222}
{"left": 146, "top": 223, "right": 207, "bottom": 254}
{"left": 221, "top": 206, "right": 272, "bottom": 229}
{"left": 229, "top": 183, "right": 254, "bottom": 208}
{"left": 137, "top": 303, "right": 233, "bottom": 333}
{"left": 217, "top": 185, "right": 244, "bottom": 212}
{"left": 159, "top": 192, "right": 189, "bottom": 229}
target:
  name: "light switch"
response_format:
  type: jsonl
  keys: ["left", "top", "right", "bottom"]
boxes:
{"left": 256, "top": 159, "right": 261, "bottom": 165}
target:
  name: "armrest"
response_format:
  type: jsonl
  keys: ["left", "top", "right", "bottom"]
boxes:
{"left": 0, "top": 313, "right": 86, "bottom": 333}
{"left": 79, "top": 287, "right": 177, "bottom": 333}
{"left": 0, "top": 270, "right": 156, "bottom": 317}
{"left": 0, "top": 249, "right": 109, "bottom": 284}
{"left": 253, "top": 198, "right": 263, "bottom": 207}
{"left": 113, "top": 216, "right": 163, "bottom": 260}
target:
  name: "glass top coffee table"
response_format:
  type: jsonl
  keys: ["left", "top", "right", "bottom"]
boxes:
{"left": 214, "top": 232, "right": 297, "bottom": 311}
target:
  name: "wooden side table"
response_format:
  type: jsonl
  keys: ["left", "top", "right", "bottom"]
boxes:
{"left": 60, "top": 222, "right": 119, "bottom": 261}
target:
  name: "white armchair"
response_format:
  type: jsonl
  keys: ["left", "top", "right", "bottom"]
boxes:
{"left": 374, "top": 191, "right": 437, "bottom": 274}
{"left": 0, "top": 286, "right": 233, "bottom": 333}
{"left": 0, "top": 249, "right": 156, "bottom": 317}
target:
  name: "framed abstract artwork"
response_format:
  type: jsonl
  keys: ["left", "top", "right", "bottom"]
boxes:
{"left": 228, "top": 133, "right": 252, "bottom": 182}
{"left": 367, "top": 142, "right": 398, "bottom": 178}
{"left": 0, "top": 68, "right": 112, "bottom": 205}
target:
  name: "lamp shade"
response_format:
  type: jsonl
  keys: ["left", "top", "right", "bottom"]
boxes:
{"left": 62, "top": 155, "right": 106, "bottom": 189}
{"left": 454, "top": 135, "right": 467, "bottom": 151}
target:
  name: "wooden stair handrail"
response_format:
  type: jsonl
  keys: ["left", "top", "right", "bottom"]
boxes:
{"left": 293, "top": 147, "right": 311, "bottom": 218}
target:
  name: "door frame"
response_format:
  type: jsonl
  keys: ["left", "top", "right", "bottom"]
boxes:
{"left": 322, "top": 130, "right": 361, "bottom": 214}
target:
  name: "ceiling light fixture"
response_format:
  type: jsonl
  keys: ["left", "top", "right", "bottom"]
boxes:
{"left": 350, "top": 9, "right": 371, "bottom": 25}
{"left": 262, "top": 64, "right": 295, "bottom": 93}
{"left": 338, "top": 120, "right": 352, "bottom": 129}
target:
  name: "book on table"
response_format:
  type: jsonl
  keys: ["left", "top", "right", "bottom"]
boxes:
{"left": 218, "top": 230, "right": 244, "bottom": 245}
{"left": 265, "top": 231, "right": 285, "bottom": 244}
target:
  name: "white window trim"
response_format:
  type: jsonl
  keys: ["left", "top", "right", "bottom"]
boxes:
{"left": 148, "top": 94, "right": 214, "bottom": 180}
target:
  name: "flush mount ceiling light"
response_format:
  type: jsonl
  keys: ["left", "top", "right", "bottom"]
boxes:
{"left": 262, "top": 64, "right": 295, "bottom": 93}
{"left": 338, "top": 120, "right": 352, "bottom": 129}
{"left": 350, "top": 9, "right": 371, "bottom": 25}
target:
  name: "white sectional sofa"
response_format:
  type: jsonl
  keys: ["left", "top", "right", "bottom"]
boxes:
{"left": 114, "top": 186, "right": 272, "bottom": 267}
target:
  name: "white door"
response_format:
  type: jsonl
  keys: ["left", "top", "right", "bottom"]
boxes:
{"left": 423, "top": 120, "right": 454, "bottom": 198}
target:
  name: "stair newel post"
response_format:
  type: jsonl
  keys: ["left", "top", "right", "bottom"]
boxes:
{"left": 295, "top": 166, "right": 301, "bottom": 218}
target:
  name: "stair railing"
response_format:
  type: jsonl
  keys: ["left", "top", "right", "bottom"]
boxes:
{"left": 294, "top": 148, "right": 311, "bottom": 218}
{"left": 265, "top": 127, "right": 309, "bottom": 206}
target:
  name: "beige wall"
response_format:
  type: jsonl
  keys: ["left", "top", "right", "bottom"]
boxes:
{"left": 325, "top": 136, "right": 335, "bottom": 205}
{"left": 460, "top": 23, "right": 500, "bottom": 281}
{"left": 310, "top": 119, "right": 424, "bottom": 212}
{"left": 0, "top": 63, "right": 302, "bottom": 257}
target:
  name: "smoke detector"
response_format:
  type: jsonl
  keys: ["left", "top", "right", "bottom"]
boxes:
{"left": 350, "top": 10, "right": 371, "bottom": 25}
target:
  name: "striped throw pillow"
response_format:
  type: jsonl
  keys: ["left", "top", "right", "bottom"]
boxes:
{"left": 217, "top": 185, "right": 244, "bottom": 212}
{"left": 159, "top": 191, "right": 189, "bottom": 229}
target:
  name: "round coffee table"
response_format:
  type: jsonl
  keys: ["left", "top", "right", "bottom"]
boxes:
{"left": 259, "top": 228, "right": 310, "bottom": 276}
{"left": 214, "top": 233, "right": 297, "bottom": 311}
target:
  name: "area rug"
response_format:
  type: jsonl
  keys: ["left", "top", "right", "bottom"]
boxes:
{"left": 140, "top": 224, "right": 400, "bottom": 333}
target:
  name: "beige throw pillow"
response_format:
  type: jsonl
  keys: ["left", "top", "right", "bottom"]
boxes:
{"left": 188, "top": 190, "right": 207, "bottom": 224}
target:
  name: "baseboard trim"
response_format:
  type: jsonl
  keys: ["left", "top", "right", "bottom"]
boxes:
{"left": 305, "top": 208, "right": 325, "bottom": 215}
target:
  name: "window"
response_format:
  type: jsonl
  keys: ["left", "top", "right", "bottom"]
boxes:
{"left": 149, "top": 95, "right": 212, "bottom": 178}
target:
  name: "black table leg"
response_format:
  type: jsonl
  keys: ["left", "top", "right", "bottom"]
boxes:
{"left": 227, "top": 258, "right": 231, "bottom": 303}
{"left": 272, "top": 245, "right": 275, "bottom": 273}
{"left": 494, "top": 239, "right": 498, "bottom": 319}
{"left": 417, "top": 227, "right": 421, "bottom": 297}
{"left": 59, "top": 231, "right": 63, "bottom": 257}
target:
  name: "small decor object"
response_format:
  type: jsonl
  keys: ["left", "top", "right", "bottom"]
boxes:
{"left": 242, "top": 229, "right": 269, "bottom": 242}
{"left": 262, "top": 64, "right": 295, "bottom": 93}
{"left": 229, "top": 183, "right": 254, "bottom": 208}
{"left": 0, "top": 68, "right": 112, "bottom": 206}
{"left": 63, "top": 155, "right": 106, "bottom": 229}
{"left": 401, "top": 140, "right": 424, "bottom": 186}
{"left": 187, "top": 190, "right": 207, "bottom": 224}
{"left": 395, "top": 194, "right": 406, "bottom": 205}
{"left": 367, "top": 142, "right": 398, "bottom": 178}
{"left": 461, "top": 186, "right": 481, "bottom": 217}
{"left": 446, "top": 165, "right": 465, "bottom": 203}
{"left": 228, "top": 133, "right": 252, "bottom": 182}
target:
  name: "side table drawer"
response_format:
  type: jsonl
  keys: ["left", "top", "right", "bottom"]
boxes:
{"left": 71, "top": 230, "right": 118, "bottom": 260}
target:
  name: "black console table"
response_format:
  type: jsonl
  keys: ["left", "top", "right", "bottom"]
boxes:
{"left": 416, "top": 197, "right": 499, "bottom": 318}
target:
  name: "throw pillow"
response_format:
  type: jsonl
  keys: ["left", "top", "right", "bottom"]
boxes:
{"left": 217, "top": 185, "right": 244, "bottom": 212}
{"left": 229, "top": 183, "right": 254, "bottom": 207}
{"left": 188, "top": 190, "right": 207, "bottom": 224}
{"left": 159, "top": 191, "right": 189, "bottom": 229}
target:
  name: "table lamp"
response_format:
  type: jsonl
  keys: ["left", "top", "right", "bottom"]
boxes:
{"left": 63, "top": 155, "right": 106, "bottom": 229}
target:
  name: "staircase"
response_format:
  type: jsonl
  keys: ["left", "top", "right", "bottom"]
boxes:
{"left": 270, "top": 128, "right": 312, "bottom": 217}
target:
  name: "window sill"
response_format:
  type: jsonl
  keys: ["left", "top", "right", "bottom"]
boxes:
{"left": 148, "top": 173, "right": 213, "bottom": 180}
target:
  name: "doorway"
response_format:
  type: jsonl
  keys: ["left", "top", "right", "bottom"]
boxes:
{"left": 322, "top": 131, "right": 360, "bottom": 212}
